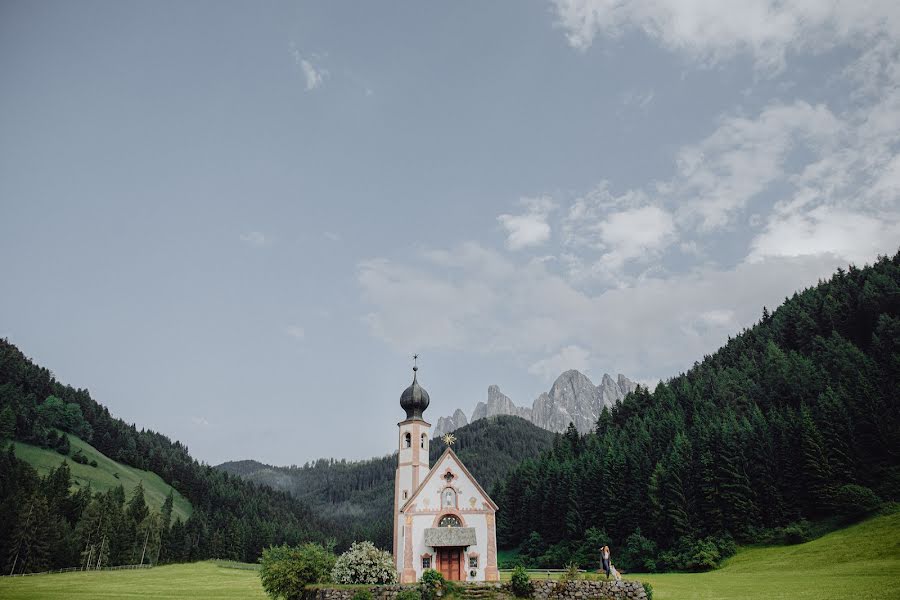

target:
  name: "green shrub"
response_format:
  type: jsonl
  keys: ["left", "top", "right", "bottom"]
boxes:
{"left": 781, "top": 522, "right": 810, "bottom": 545}
{"left": 397, "top": 589, "right": 422, "bottom": 600}
{"left": 619, "top": 528, "right": 659, "bottom": 572}
{"left": 331, "top": 541, "right": 398, "bottom": 584}
{"left": 420, "top": 569, "right": 445, "bottom": 600}
{"left": 642, "top": 582, "right": 653, "bottom": 600}
{"left": 71, "top": 449, "right": 88, "bottom": 465}
{"left": 351, "top": 590, "right": 374, "bottom": 600}
{"left": 660, "top": 535, "right": 734, "bottom": 572}
{"left": 259, "top": 543, "right": 336, "bottom": 600}
{"left": 833, "top": 484, "right": 882, "bottom": 519}
{"left": 510, "top": 565, "right": 533, "bottom": 598}
{"left": 563, "top": 563, "right": 580, "bottom": 581}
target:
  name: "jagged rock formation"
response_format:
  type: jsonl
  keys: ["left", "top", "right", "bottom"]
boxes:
{"left": 471, "top": 385, "right": 532, "bottom": 422}
{"left": 432, "top": 370, "right": 637, "bottom": 437}
{"left": 433, "top": 408, "right": 469, "bottom": 438}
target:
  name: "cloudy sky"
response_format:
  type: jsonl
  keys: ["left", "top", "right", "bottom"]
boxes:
{"left": 2, "top": 1, "right": 899, "bottom": 466}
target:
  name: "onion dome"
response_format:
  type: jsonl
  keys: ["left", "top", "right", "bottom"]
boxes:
{"left": 400, "top": 365, "right": 430, "bottom": 420}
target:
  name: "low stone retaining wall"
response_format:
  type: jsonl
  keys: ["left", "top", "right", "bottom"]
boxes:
{"left": 305, "top": 579, "right": 647, "bottom": 600}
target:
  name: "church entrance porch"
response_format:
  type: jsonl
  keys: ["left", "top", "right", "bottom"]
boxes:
{"left": 436, "top": 546, "right": 463, "bottom": 581}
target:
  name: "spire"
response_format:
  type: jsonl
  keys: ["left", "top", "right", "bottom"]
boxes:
{"left": 400, "top": 354, "right": 430, "bottom": 420}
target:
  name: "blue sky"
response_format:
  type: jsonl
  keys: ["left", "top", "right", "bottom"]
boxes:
{"left": 2, "top": 1, "right": 899, "bottom": 466}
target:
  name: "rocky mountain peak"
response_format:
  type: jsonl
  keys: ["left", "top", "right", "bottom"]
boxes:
{"left": 431, "top": 369, "right": 638, "bottom": 437}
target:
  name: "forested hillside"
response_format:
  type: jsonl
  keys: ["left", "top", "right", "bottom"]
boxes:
{"left": 496, "top": 252, "right": 900, "bottom": 571}
{"left": 0, "top": 340, "right": 331, "bottom": 573}
{"left": 217, "top": 415, "right": 556, "bottom": 548}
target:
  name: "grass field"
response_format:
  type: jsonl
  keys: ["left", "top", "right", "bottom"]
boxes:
{"left": 11, "top": 434, "right": 192, "bottom": 521}
{"left": 0, "top": 561, "right": 266, "bottom": 599}
{"left": 0, "top": 511, "right": 897, "bottom": 599}
{"left": 634, "top": 508, "right": 900, "bottom": 600}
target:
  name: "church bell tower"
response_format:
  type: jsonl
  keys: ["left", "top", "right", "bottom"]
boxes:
{"left": 394, "top": 357, "right": 431, "bottom": 577}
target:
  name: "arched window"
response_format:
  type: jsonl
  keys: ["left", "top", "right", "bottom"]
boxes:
{"left": 442, "top": 487, "right": 457, "bottom": 508}
{"left": 420, "top": 433, "right": 427, "bottom": 449}
{"left": 404, "top": 432, "right": 411, "bottom": 448}
{"left": 439, "top": 514, "right": 462, "bottom": 528}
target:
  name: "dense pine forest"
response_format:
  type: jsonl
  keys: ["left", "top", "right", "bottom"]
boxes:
{"left": 218, "top": 415, "right": 556, "bottom": 548}
{"left": 495, "top": 253, "right": 900, "bottom": 571}
{"left": 0, "top": 340, "right": 333, "bottom": 572}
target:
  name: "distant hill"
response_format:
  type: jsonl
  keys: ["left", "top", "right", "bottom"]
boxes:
{"left": 217, "top": 415, "right": 556, "bottom": 548}
{"left": 11, "top": 432, "right": 191, "bottom": 522}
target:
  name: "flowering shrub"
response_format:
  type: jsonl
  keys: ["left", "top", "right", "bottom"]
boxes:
{"left": 331, "top": 541, "right": 398, "bottom": 585}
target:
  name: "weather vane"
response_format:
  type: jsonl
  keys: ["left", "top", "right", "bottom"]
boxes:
{"left": 442, "top": 433, "right": 457, "bottom": 447}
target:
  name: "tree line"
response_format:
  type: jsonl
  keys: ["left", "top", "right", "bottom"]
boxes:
{"left": 495, "top": 252, "right": 900, "bottom": 572}
{"left": 0, "top": 339, "right": 336, "bottom": 569}
{"left": 218, "top": 415, "right": 556, "bottom": 549}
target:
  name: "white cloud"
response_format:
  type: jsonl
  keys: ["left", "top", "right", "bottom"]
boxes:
{"left": 550, "top": 0, "right": 900, "bottom": 71}
{"left": 239, "top": 231, "right": 268, "bottom": 246}
{"left": 497, "top": 196, "right": 558, "bottom": 250}
{"left": 290, "top": 43, "right": 327, "bottom": 91}
{"left": 621, "top": 89, "right": 654, "bottom": 109}
{"left": 748, "top": 207, "right": 900, "bottom": 265}
{"left": 529, "top": 345, "right": 592, "bottom": 381}
{"left": 286, "top": 325, "right": 306, "bottom": 339}
{"left": 191, "top": 416, "right": 211, "bottom": 428}
{"left": 561, "top": 185, "right": 675, "bottom": 281}
{"left": 358, "top": 243, "right": 858, "bottom": 382}
{"left": 323, "top": 231, "right": 341, "bottom": 242}
{"left": 672, "top": 101, "right": 841, "bottom": 231}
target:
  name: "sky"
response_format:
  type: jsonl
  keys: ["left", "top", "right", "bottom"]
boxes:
{"left": 1, "top": 1, "right": 899, "bottom": 467}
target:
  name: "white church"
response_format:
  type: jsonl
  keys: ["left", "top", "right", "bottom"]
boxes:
{"left": 393, "top": 363, "right": 499, "bottom": 583}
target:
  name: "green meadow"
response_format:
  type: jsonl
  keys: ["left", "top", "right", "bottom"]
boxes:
{"left": 11, "top": 434, "right": 192, "bottom": 521}
{"left": 1, "top": 511, "right": 897, "bottom": 600}
{"left": 637, "top": 508, "right": 900, "bottom": 600}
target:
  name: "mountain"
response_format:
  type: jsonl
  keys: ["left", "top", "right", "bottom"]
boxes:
{"left": 0, "top": 338, "right": 331, "bottom": 573}
{"left": 217, "top": 415, "right": 556, "bottom": 549}
{"left": 433, "top": 408, "right": 468, "bottom": 438}
{"left": 496, "top": 252, "right": 900, "bottom": 570}
{"left": 432, "top": 371, "right": 637, "bottom": 437}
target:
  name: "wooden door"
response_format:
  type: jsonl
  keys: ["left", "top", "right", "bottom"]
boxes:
{"left": 438, "top": 548, "right": 461, "bottom": 581}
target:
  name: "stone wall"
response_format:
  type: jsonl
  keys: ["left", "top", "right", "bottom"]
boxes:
{"left": 305, "top": 579, "right": 647, "bottom": 600}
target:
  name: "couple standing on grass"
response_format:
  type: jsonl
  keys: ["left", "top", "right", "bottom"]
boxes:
{"left": 600, "top": 545, "right": 621, "bottom": 581}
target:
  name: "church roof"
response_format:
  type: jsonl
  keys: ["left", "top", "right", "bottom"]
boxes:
{"left": 400, "top": 447, "right": 499, "bottom": 513}
{"left": 400, "top": 366, "right": 430, "bottom": 420}
{"left": 424, "top": 527, "right": 477, "bottom": 547}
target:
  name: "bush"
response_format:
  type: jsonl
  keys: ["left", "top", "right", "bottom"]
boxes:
{"left": 351, "top": 591, "right": 373, "bottom": 600}
{"left": 833, "top": 484, "right": 882, "bottom": 520}
{"left": 72, "top": 449, "right": 88, "bottom": 465}
{"left": 563, "top": 563, "right": 580, "bottom": 581}
{"left": 642, "top": 582, "right": 653, "bottom": 600}
{"left": 89, "top": 459, "right": 98, "bottom": 467}
{"left": 259, "top": 543, "right": 336, "bottom": 600}
{"left": 420, "top": 569, "right": 445, "bottom": 600}
{"left": 397, "top": 589, "right": 422, "bottom": 600}
{"left": 510, "top": 565, "right": 533, "bottom": 598}
{"left": 331, "top": 541, "right": 398, "bottom": 584}
{"left": 781, "top": 522, "right": 810, "bottom": 545}
{"left": 660, "top": 535, "right": 734, "bottom": 572}
{"left": 618, "top": 528, "right": 658, "bottom": 572}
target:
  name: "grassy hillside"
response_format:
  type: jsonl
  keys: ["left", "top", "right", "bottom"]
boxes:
{"left": 10, "top": 433, "right": 191, "bottom": 522}
{"left": 636, "top": 508, "right": 900, "bottom": 600}
{"left": 1, "top": 511, "right": 897, "bottom": 599}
